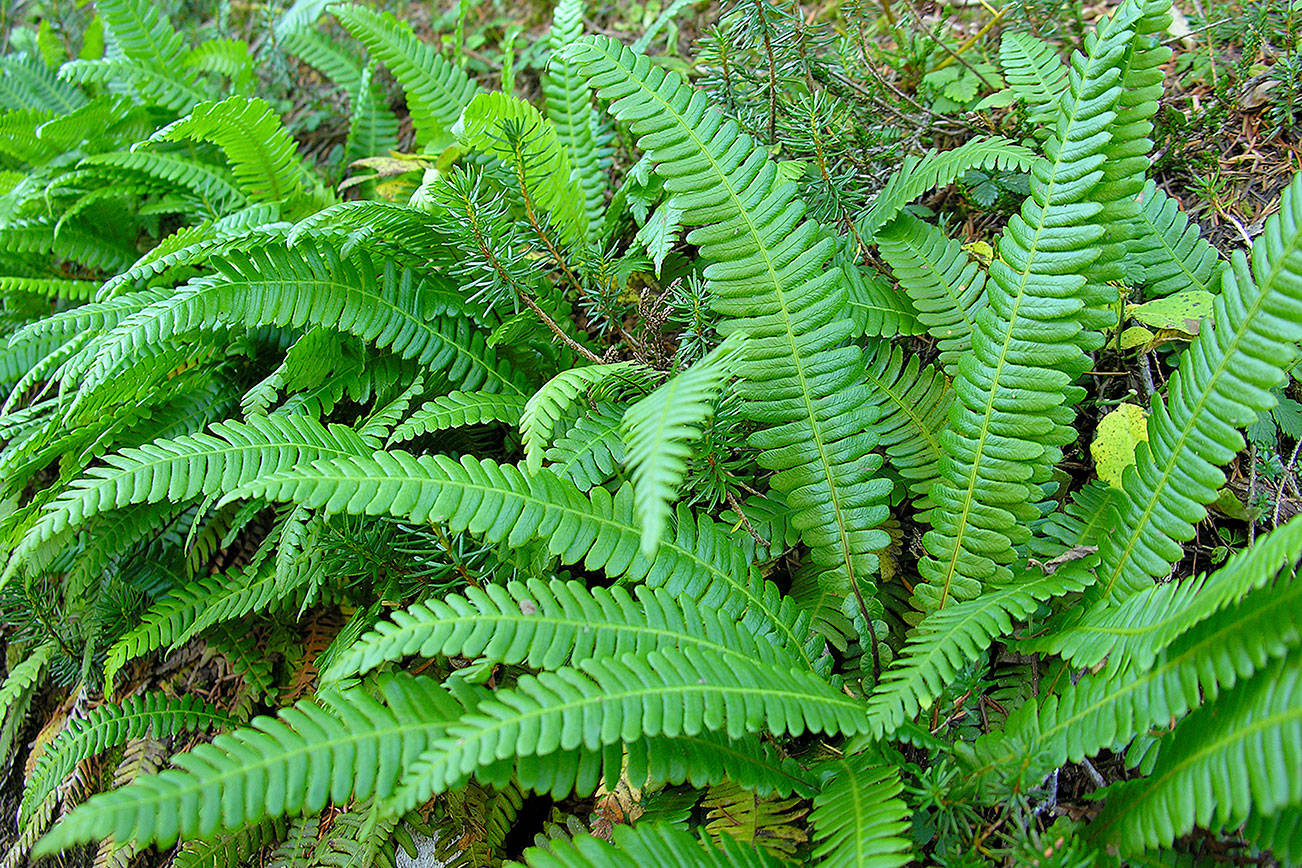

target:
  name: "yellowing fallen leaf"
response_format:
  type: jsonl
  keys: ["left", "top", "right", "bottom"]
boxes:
{"left": 1091, "top": 403, "right": 1150, "bottom": 488}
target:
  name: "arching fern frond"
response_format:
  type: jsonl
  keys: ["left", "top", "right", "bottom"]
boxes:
{"left": 621, "top": 332, "right": 747, "bottom": 554}
{"left": 875, "top": 213, "right": 987, "bottom": 374}
{"left": 861, "top": 342, "right": 951, "bottom": 505}
{"left": 329, "top": 3, "right": 480, "bottom": 151}
{"left": 33, "top": 675, "right": 462, "bottom": 854}
{"left": 856, "top": 136, "right": 1036, "bottom": 241}
{"left": 20, "top": 694, "right": 232, "bottom": 824}
{"left": 1088, "top": 655, "right": 1302, "bottom": 853}
{"left": 543, "top": 402, "right": 624, "bottom": 489}
{"left": 864, "top": 561, "right": 1093, "bottom": 739}
{"left": 391, "top": 646, "right": 867, "bottom": 809}
{"left": 322, "top": 576, "right": 795, "bottom": 681}
{"left": 544, "top": 0, "right": 609, "bottom": 239}
{"left": 521, "top": 362, "right": 656, "bottom": 471}
{"left": 231, "top": 454, "right": 819, "bottom": 669}
{"left": 810, "top": 757, "right": 912, "bottom": 868}
{"left": 387, "top": 391, "right": 526, "bottom": 445}
{"left": 1094, "top": 169, "right": 1302, "bottom": 601}
{"left": 564, "top": 36, "right": 891, "bottom": 616}
{"left": 151, "top": 97, "right": 328, "bottom": 214}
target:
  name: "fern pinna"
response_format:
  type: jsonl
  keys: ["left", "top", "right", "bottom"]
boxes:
{"left": 1, "top": 0, "right": 1300, "bottom": 864}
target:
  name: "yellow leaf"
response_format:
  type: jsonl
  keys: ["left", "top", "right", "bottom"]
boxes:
{"left": 1091, "top": 403, "right": 1150, "bottom": 488}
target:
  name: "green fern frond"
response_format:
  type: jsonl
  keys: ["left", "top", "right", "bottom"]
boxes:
{"left": 346, "top": 63, "right": 401, "bottom": 163}
{"left": 512, "top": 822, "right": 786, "bottom": 867}
{"left": 0, "top": 644, "right": 53, "bottom": 761}
{"left": 387, "top": 391, "right": 526, "bottom": 445}
{"left": 918, "top": 3, "right": 1147, "bottom": 612}
{"left": 20, "top": 694, "right": 232, "bottom": 824}
{"left": 58, "top": 57, "right": 207, "bottom": 112}
{"left": 1088, "top": 656, "right": 1302, "bottom": 852}
{"left": 564, "top": 36, "right": 891, "bottom": 615}
{"left": 0, "top": 54, "right": 86, "bottom": 112}
{"left": 875, "top": 213, "right": 987, "bottom": 374}
{"left": 622, "top": 332, "right": 747, "bottom": 554}
{"left": 151, "top": 97, "right": 327, "bottom": 213}
{"left": 172, "top": 820, "right": 286, "bottom": 868}
{"left": 457, "top": 91, "right": 590, "bottom": 246}
{"left": 231, "top": 455, "right": 820, "bottom": 668}
{"left": 391, "top": 645, "right": 866, "bottom": 809}
{"left": 287, "top": 201, "right": 461, "bottom": 273}
{"left": 1130, "top": 180, "right": 1227, "bottom": 298}
{"left": 543, "top": 402, "right": 624, "bottom": 489}
{"left": 998, "top": 31, "right": 1070, "bottom": 128}
{"left": 10, "top": 413, "right": 370, "bottom": 578}
{"left": 0, "top": 276, "right": 99, "bottom": 301}
{"left": 810, "top": 756, "right": 911, "bottom": 868}
{"left": 184, "top": 39, "right": 255, "bottom": 93}
{"left": 856, "top": 136, "right": 1036, "bottom": 241}
{"left": 544, "top": 0, "right": 609, "bottom": 239}
{"left": 861, "top": 342, "right": 951, "bottom": 504}
{"left": 1243, "top": 807, "right": 1302, "bottom": 867}
{"left": 80, "top": 149, "right": 247, "bottom": 215}
{"left": 77, "top": 241, "right": 527, "bottom": 398}
{"left": 33, "top": 675, "right": 462, "bottom": 854}
{"left": 329, "top": 3, "right": 480, "bottom": 151}
{"left": 968, "top": 561, "right": 1301, "bottom": 796}
{"left": 865, "top": 561, "right": 1092, "bottom": 738}
{"left": 522, "top": 362, "right": 656, "bottom": 471}
{"left": 1094, "top": 172, "right": 1302, "bottom": 601}
{"left": 92, "top": 0, "right": 189, "bottom": 73}
{"left": 322, "top": 576, "right": 796, "bottom": 681}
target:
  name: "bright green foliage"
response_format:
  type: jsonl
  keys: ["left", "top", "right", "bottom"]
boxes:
{"left": 1095, "top": 171, "right": 1302, "bottom": 600}
{"left": 918, "top": 2, "right": 1153, "bottom": 612}
{"left": 388, "top": 391, "right": 527, "bottom": 444}
{"left": 998, "top": 32, "right": 1070, "bottom": 128}
{"left": 809, "top": 758, "right": 911, "bottom": 868}
{"left": 35, "top": 675, "right": 461, "bottom": 852}
{"left": 860, "top": 343, "right": 951, "bottom": 507}
{"left": 565, "top": 35, "right": 891, "bottom": 616}
{"left": 1130, "top": 179, "right": 1226, "bottom": 298}
{"left": 521, "top": 362, "right": 656, "bottom": 471}
{"left": 329, "top": 3, "right": 480, "bottom": 150}
{"left": 514, "top": 823, "right": 787, "bottom": 867}
{"left": 621, "top": 332, "right": 748, "bottom": 554}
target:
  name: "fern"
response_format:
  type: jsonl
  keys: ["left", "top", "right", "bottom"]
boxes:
{"left": 521, "top": 362, "right": 656, "bottom": 471}
{"left": 1088, "top": 655, "right": 1302, "bottom": 852}
{"left": 565, "top": 36, "right": 892, "bottom": 615}
{"left": 20, "top": 694, "right": 232, "bottom": 824}
{"left": 230, "top": 454, "right": 820, "bottom": 668}
{"left": 998, "top": 32, "right": 1070, "bottom": 128}
{"left": 621, "top": 332, "right": 747, "bottom": 554}
{"left": 151, "top": 97, "right": 327, "bottom": 214}
{"left": 1094, "top": 171, "right": 1302, "bottom": 601}
{"left": 861, "top": 342, "right": 951, "bottom": 505}
{"left": 1129, "top": 180, "right": 1226, "bottom": 298}
{"left": 917, "top": 2, "right": 1151, "bottom": 611}
{"left": 329, "top": 3, "right": 480, "bottom": 151}
{"left": 387, "top": 391, "right": 526, "bottom": 445}
{"left": 809, "top": 756, "right": 912, "bottom": 868}
{"left": 512, "top": 822, "right": 786, "bottom": 867}
{"left": 390, "top": 645, "right": 867, "bottom": 809}
{"left": 33, "top": 674, "right": 462, "bottom": 852}
{"left": 875, "top": 213, "right": 987, "bottom": 374}
{"left": 856, "top": 136, "right": 1036, "bottom": 240}
{"left": 543, "top": 402, "right": 625, "bottom": 489}
{"left": 322, "top": 577, "right": 797, "bottom": 681}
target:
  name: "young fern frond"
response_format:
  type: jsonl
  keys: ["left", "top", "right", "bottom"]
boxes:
{"left": 565, "top": 36, "right": 891, "bottom": 616}
{"left": 521, "top": 362, "right": 656, "bottom": 471}
{"left": 1094, "top": 171, "right": 1302, "bottom": 602}
{"left": 809, "top": 757, "right": 912, "bottom": 868}
{"left": 622, "top": 332, "right": 747, "bottom": 554}
{"left": 918, "top": 3, "right": 1147, "bottom": 612}
{"left": 387, "top": 391, "right": 526, "bottom": 445}
{"left": 998, "top": 32, "right": 1070, "bottom": 128}
{"left": 544, "top": 0, "right": 610, "bottom": 239}
{"left": 1129, "top": 180, "right": 1226, "bottom": 298}
{"left": 544, "top": 403, "right": 625, "bottom": 489}
{"left": 390, "top": 645, "right": 867, "bottom": 809}
{"left": 875, "top": 214, "right": 987, "bottom": 375}
{"left": 33, "top": 675, "right": 462, "bottom": 853}
{"left": 20, "top": 694, "right": 232, "bottom": 825}
{"left": 151, "top": 97, "right": 329, "bottom": 214}
{"left": 329, "top": 3, "right": 480, "bottom": 151}
{"left": 1088, "top": 655, "right": 1302, "bottom": 853}
{"left": 230, "top": 454, "right": 820, "bottom": 668}
{"left": 855, "top": 136, "right": 1036, "bottom": 241}
{"left": 322, "top": 577, "right": 796, "bottom": 682}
